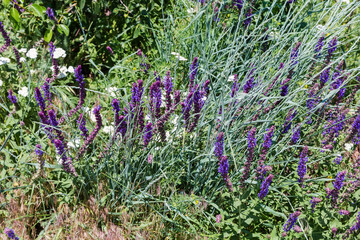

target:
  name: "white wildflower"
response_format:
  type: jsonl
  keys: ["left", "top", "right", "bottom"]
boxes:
{"left": 105, "top": 87, "right": 118, "bottom": 97}
{"left": 342, "top": 0, "right": 350, "bottom": 3}
{"left": 67, "top": 66, "right": 75, "bottom": 73}
{"left": 316, "top": 25, "right": 326, "bottom": 32}
{"left": 20, "top": 57, "right": 26, "bottom": 62}
{"left": 228, "top": 75, "right": 236, "bottom": 82}
{"left": 345, "top": 143, "right": 354, "bottom": 151}
{"left": 0, "top": 80, "right": 3, "bottom": 86}
{"left": 171, "top": 52, "right": 187, "bottom": 61}
{"left": 57, "top": 66, "right": 68, "bottom": 79}
{"left": 56, "top": 155, "right": 62, "bottom": 164}
{"left": 18, "top": 87, "right": 29, "bottom": 97}
{"left": 145, "top": 115, "right": 151, "bottom": 121}
{"left": 26, "top": 48, "right": 38, "bottom": 59}
{"left": 68, "top": 138, "right": 81, "bottom": 149}
{"left": 0, "top": 57, "right": 10, "bottom": 65}
{"left": 18, "top": 48, "right": 27, "bottom": 53}
{"left": 103, "top": 125, "right": 115, "bottom": 134}
{"left": 187, "top": 8, "right": 196, "bottom": 14}
{"left": 53, "top": 48, "right": 66, "bottom": 59}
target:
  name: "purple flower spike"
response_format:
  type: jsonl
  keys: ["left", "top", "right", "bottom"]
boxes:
{"left": 310, "top": 197, "right": 321, "bottom": 212}
{"left": 350, "top": 114, "right": 360, "bottom": 144}
{"left": 349, "top": 212, "right": 360, "bottom": 233}
{"left": 258, "top": 174, "right": 273, "bottom": 200}
{"left": 188, "top": 85, "right": 204, "bottom": 132}
{"left": 149, "top": 80, "right": 162, "bottom": 119}
{"left": 244, "top": 8, "right": 253, "bottom": 28}
{"left": 328, "top": 36, "right": 337, "bottom": 56}
{"left": 4, "top": 227, "right": 16, "bottom": 239}
{"left": 333, "top": 155, "right": 342, "bottom": 165}
{"left": 297, "top": 146, "right": 308, "bottom": 184}
{"left": 8, "top": 89, "right": 17, "bottom": 104}
{"left": 35, "top": 144, "right": 43, "bottom": 156}
{"left": 218, "top": 155, "right": 229, "bottom": 178}
{"left": 290, "top": 42, "right": 301, "bottom": 66}
{"left": 215, "top": 132, "right": 224, "bottom": 159}
{"left": 231, "top": 74, "right": 239, "bottom": 97}
{"left": 163, "top": 71, "right": 173, "bottom": 111}
{"left": 333, "top": 171, "right": 346, "bottom": 191}
{"left": 291, "top": 125, "right": 301, "bottom": 144}
{"left": 54, "top": 139, "right": 77, "bottom": 175}
{"left": 320, "top": 68, "right": 330, "bottom": 87}
{"left": 240, "top": 127, "right": 257, "bottom": 187}
{"left": 315, "top": 36, "right": 325, "bottom": 54}
{"left": 181, "top": 91, "right": 193, "bottom": 127}
{"left": 12, "top": 46, "right": 22, "bottom": 69}
{"left": 282, "top": 108, "right": 297, "bottom": 134}
{"left": 77, "top": 113, "right": 88, "bottom": 138}
{"left": 243, "top": 68, "right": 255, "bottom": 93}
{"left": 0, "top": 22, "right": 11, "bottom": 53}
{"left": 283, "top": 211, "right": 301, "bottom": 232}
{"left": 144, "top": 122, "right": 153, "bottom": 147}
{"left": 339, "top": 210, "right": 350, "bottom": 216}
{"left": 47, "top": 7, "right": 57, "bottom": 22}
{"left": 75, "top": 65, "right": 86, "bottom": 106}
{"left": 41, "top": 78, "right": 51, "bottom": 103}
{"left": 189, "top": 57, "right": 199, "bottom": 90}
{"left": 35, "top": 87, "right": 46, "bottom": 112}
{"left": 49, "top": 42, "right": 59, "bottom": 81}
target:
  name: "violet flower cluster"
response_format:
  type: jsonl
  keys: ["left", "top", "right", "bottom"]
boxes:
{"left": 144, "top": 122, "right": 153, "bottom": 147}
{"left": 214, "top": 132, "right": 233, "bottom": 191}
{"left": 0, "top": 21, "right": 11, "bottom": 53}
{"left": 4, "top": 227, "right": 19, "bottom": 240}
{"left": 7, "top": 89, "right": 17, "bottom": 104}
{"left": 282, "top": 108, "right": 297, "bottom": 134}
{"left": 297, "top": 146, "right": 308, "bottom": 184}
{"left": 310, "top": 197, "right": 321, "bottom": 212}
{"left": 243, "top": 68, "right": 255, "bottom": 93}
{"left": 256, "top": 126, "right": 275, "bottom": 180}
{"left": 283, "top": 211, "right": 301, "bottom": 232}
{"left": 258, "top": 174, "right": 273, "bottom": 200}
{"left": 240, "top": 127, "right": 257, "bottom": 187}
{"left": 189, "top": 57, "right": 199, "bottom": 90}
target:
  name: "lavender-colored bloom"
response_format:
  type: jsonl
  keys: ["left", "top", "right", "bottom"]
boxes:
{"left": 41, "top": 78, "right": 51, "bottom": 103}
{"left": 320, "top": 68, "right": 330, "bottom": 87}
{"left": 54, "top": 139, "right": 76, "bottom": 175}
{"left": 310, "top": 197, "right": 321, "bottom": 212}
{"left": 244, "top": 8, "right": 253, "bottom": 28}
{"left": 188, "top": 85, "right": 203, "bottom": 132}
{"left": 282, "top": 109, "right": 297, "bottom": 134}
{"left": 240, "top": 127, "right": 257, "bottom": 187}
{"left": 11, "top": 0, "right": 24, "bottom": 13}
{"left": 288, "top": 0, "right": 297, "bottom": 3}
{"left": 47, "top": 7, "right": 57, "bottom": 22}
{"left": 8, "top": 89, "right": 17, "bottom": 104}
{"left": 258, "top": 174, "right": 273, "bottom": 200}
{"left": 35, "top": 144, "right": 43, "bottom": 156}
{"left": 49, "top": 42, "right": 59, "bottom": 80}
{"left": 75, "top": 65, "right": 86, "bottom": 106}
{"left": 290, "top": 42, "right": 301, "bottom": 66}
{"left": 218, "top": 156, "right": 229, "bottom": 179}
{"left": 203, "top": 80, "right": 211, "bottom": 95}
{"left": 215, "top": 132, "right": 224, "bottom": 159}
{"left": 328, "top": 36, "right": 337, "bottom": 56}
{"left": 297, "top": 146, "right": 308, "bottom": 184}
{"left": 77, "top": 113, "right": 88, "bottom": 138}
{"left": 4, "top": 227, "right": 16, "bottom": 239}
{"left": 12, "top": 46, "right": 22, "bottom": 68}
{"left": 106, "top": 46, "right": 114, "bottom": 54}
{"left": 163, "top": 71, "right": 173, "bottom": 111}
{"left": 131, "top": 79, "right": 144, "bottom": 108}
{"left": 243, "top": 68, "right": 255, "bottom": 93}
{"left": 350, "top": 212, "right": 360, "bottom": 233}
{"left": 35, "top": 87, "right": 46, "bottom": 112}
{"left": 293, "top": 225, "right": 302, "bottom": 233}
{"left": 283, "top": 211, "right": 301, "bottom": 232}
{"left": 280, "top": 84, "right": 288, "bottom": 96}
{"left": 263, "top": 127, "right": 274, "bottom": 150}
{"left": 333, "top": 155, "right": 342, "bottom": 165}
{"left": 149, "top": 80, "right": 162, "bottom": 119}
{"left": 181, "top": 91, "right": 193, "bottom": 127}
{"left": 351, "top": 114, "right": 360, "bottom": 144}
{"left": 339, "top": 210, "right": 350, "bottom": 215}
{"left": 48, "top": 109, "right": 59, "bottom": 127}
{"left": 144, "top": 122, "right": 153, "bottom": 147}
{"left": 189, "top": 57, "right": 199, "bottom": 90}
{"left": 216, "top": 214, "right": 222, "bottom": 223}
{"left": 315, "top": 36, "right": 325, "bottom": 53}
{"left": 112, "top": 98, "right": 121, "bottom": 127}
{"left": 231, "top": 74, "right": 239, "bottom": 97}
{"left": 0, "top": 22, "right": 11, "bottom": 53}
{"left": 291, "top": 125, "right": 301, "bottom": 144}
{"left": 118, "top": 115, "right": 127, "bottom": 137}
{"left": 333, "top": 171, "right": 346, "bottom": 191}
{"left": 38, "top": 111, "right": 49, "bottom": 125}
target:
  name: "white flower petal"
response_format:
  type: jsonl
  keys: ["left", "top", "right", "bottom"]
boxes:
{"left": 0, "top": 57, "right": 11, "bottom": 65}
{"left": 53, "top": 48, "right": 66, "bottom": 59}
{"left": 0, "top": 80, "right": 3, "bottom": 87}
{"left": 18, "top": 87, "right": 29, "bottom": 97}
{"left": 26, "top": 48, "right": 38, "bottom": 59}
{"left": 19, "top": 48, "right": 27, "bottom": 53}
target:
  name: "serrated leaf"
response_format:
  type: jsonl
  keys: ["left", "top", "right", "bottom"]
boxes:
{"left": 44, "top": 29, "right": 53, "bottom": 42}
{"left": 10, "top": 7, "right": 20, "bottom": 23}
{"left": 57, "top": 24, "right": 69, "bottom": 36}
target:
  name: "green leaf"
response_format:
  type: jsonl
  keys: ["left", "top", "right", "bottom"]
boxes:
{"left": 10, "top": 7, "right": 20, "bottom": 23}
{"left": 57, "top": 24, "right": 69, "bottom": 36}
{"left": 28, "top": 4, "right": 46, "bottom": 18}
{"left": 44, "top": 29, "right": 53, "bottom": 42}
{"left": 3, "top": 0, "right": 10, "bottom": 7}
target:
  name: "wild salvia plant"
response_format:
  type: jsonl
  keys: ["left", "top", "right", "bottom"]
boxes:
{"left": 1, "top": 0, "right": 360, "bottom": 239}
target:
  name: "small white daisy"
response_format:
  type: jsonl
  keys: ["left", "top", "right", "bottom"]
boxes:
{"left": 67, "top": 66, "right": 75, "bottom": 73}
{"left": 18, "top": 48, "right": 27, "bottom": 53}
{"left": 345, "top": 143, "right": 354, "bottom": 151}
{"left": 187, "top": 8, "right": 196, "bottom": 14}
{"left": 105, "top": 87, "right": 118, "bottom": 97}
{"left": 53, "top": 48, "right": 66, "bottom": 59}
{"left": 228, "top": 75, "right": 236, "bottom": 82}
{"left": 18, "top": 87, "right": 29, "bottom": 97}
{"left": 20, "top": 57, "right": 26, "bottom": 62}
{"left": 0, "top": 57, "right": 10, "bottom": 65}
{"left": 0, "top": 80, "right": 3, "bottom": 87}
{"left": 68, "top": 138, "right": 81, "bottom": 149}
{"left": 26, "top": 48, "right": 38, "bottom": 59}
{"left": 103, "top": 125, "right": 115, "bottom": 134}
